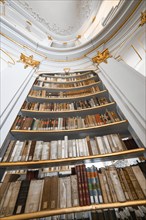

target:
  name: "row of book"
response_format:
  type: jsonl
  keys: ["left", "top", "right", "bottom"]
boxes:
{"left": 29, "top": 206, "right": 146, "bottom": 220}
{"left": 35, "top": 79, "right": 97, "bottom": 89}
{"left": 39, "top": 72, "right": 94, "bottom": 80}
{"left": 38, "top": 75, "right": 96, "bottom": 83}
{"left": 22, "top": 97, "right": 109, "bottom": 112}
{"left": 1, "top": 134, "right": 130, "bottom": 162}
{"left": 0, "top": 164, "right": 145, "bottom": 217}
{"left": 29, "top": 86, "right": 101, "bottom": 98}
{"left": 12, "top": 110, "right": 121, "bottom": 130}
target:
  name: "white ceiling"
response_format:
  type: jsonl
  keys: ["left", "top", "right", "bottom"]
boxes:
{"left": 19, "top": 0, "right": 98, "bottom": 37}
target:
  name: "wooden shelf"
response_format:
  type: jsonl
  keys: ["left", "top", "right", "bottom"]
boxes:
{"left": 21, "top": 102, "right": 116, "bottom": 118}
{"left": 33, "top": 82, "right": 101, "bottom": 92}
{"left": 28, "top": 90, "right": 108, "bottom": 103}
{"left": 37, "top": 75, "right": 97, "bottom": 84}
{"left": 0, "top": 148, "right": 145, "bottom": 170}
{"left": 11, "top": 120, "right": 128, "bottom": 141}
{"left": 1, "top": 200, "right": 146, "bottom": 220}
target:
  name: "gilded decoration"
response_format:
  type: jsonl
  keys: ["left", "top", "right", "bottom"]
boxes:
{"left": 18, "top": 53, "right": 40, "bottom": 69}
{"left": 139, "top": 11, "right": 146, "bottom": 27}
{"left": 92, "top": 49, "right": 112, "bottom": 64}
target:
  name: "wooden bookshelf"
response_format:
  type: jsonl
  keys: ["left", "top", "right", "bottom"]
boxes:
{"left": 11, "top": 120, "right": 128, "bottom": 140}
{"left": 0, "top": 148, "right": 145, "bottom": 170}
{"left": 28, "top": 90, "right": 108, "bottom": 103}
{"left": 37, "top": 75, "right": 97, "bottom": 84}
{"left": 1, "top": 200, "right": 146, "bottom": 220}
{"left": 21, "top": 102, "right": 116, "bottom": 118}
{"left": 33, "top": 81, "right": 101, "bottom": 92}
{"left": 1, "top": 70, "right": 146, "bottom": 220}
{"left": 40, "top": 71, "right": 94, "bottom": 79}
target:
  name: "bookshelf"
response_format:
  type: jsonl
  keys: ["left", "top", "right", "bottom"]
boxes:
{"left": 0, "top": 70, "right": 146, "bottom": 219}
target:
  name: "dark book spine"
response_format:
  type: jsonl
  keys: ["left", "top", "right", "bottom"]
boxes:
{"left": 82, "top": 165, "right": 90, "bottom": 205}
{"left": 75, "top": 165, "right": 84, "bottom": 206}
{"left": 13, "top": 180, "right": 30, "bottom": 214}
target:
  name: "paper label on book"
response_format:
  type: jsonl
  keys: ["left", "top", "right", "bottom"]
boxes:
{"left": 43, "top": 202, "right": 48, "bottom": 209}
{"left": 16, "top": 205, "right": 22, "bottom": 214}
{"left": 51, "top": 201, "right": 55, "bottom": 209}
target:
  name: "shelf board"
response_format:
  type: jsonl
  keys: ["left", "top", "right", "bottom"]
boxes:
{"left": 21, "top": 102, "right": 116, "bottom": 118}
{"left": 0, "top": 148, "right": 145, "bottom": 170}
{"left": 33, "top": 81, "right": 101, "bottom": 92}
{"left": 11, "top": 120, "right": 128, "bottom": 140}
{"left": 28, "top": 90, "right": 108, "bottom": 103}
{"left": 37, "top": 75, "right": 97, "bottom": 84}
{"left": 1, "top": 200, "right": 146, "bottom": 220}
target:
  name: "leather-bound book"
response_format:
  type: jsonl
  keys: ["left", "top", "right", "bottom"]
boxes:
{"left": 75, "top": 165, "right": 84, "bottom": 206}
{"left": 122, "top": 168, "right": 138, "bottom": 200}
{"left": 21, "top": 117, "right": 33, "bottom": 130}
{"left": 50, "top": 176, "right": 59, "bottom": 209}
{"left": 132, "top": 165, "right": 146, "bottom": 196}
{"left": 70, "top": 175, "right": 79, "bottom": 207}
{"left": 40, "top": 177, "right": 51, "bottom": 210}
{"left": 82, "top": 164, "right": 90, "bottom": 205}
{"left": 98, "top": 172, "right": 109, "bottom": 203}
{"left": 108, "top": 209, "right": 117, "bottom": 220}
{"left": 125, "top": 166, "right": 145, "bottom": 200}
{"left": 108, "top": 166, "right": 126, "bottom": 202}
{"left": 1, "top": 181, "right": 21, "bottom": 217}
{"left": 13, "top": 180, "right": 30, "bottom": 214}
{"left": 2, "top": 140, "right": 16, "bottom": 162}
{"left": 28, "top": 141, "right": 36, "bottom": 161}
{"left": 119, "top": 168, "right": 133, "bottom": 201}
{"left": 24, "top": 179, "right": 44, "bottom": 213}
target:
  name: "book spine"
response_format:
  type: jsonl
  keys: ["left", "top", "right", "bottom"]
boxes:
{"left": 75, "top": 165, "right": 84, "bottom": 206}
{"left": 13, "top": 180, "right": 30, "bottom": 214}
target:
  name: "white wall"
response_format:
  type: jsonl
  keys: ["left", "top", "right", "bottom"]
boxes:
{"left": 97, "top": 57, "right": 146, "bottom": 147}
{"left": 0, "top": 63, "right": 37, "bottom": 147}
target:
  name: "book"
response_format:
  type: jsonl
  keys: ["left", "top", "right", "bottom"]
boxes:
{"left": 70, "top": 175, "right": 79, "bottom": 207}
{"left": 13, "top": 180, "right": 30, "bottom": 214}
{"left": 25, "top": 179, "right": 44, "bottom": 213}
{"left": 41, "top": 177, "right": 51, "bottom": 210}
{"left": 108, "top": 166, "right": 126, "bottom": 202}
{"left": 132, "top": 165, "right": 146, "bottom": 196}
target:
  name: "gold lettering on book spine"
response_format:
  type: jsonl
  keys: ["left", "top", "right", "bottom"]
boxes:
{"left": 139, "top": 11, "right": 146, "bottom": 27}
{"left": 18, "top": 53, "right": 40, "bottom": 69}
{"left": 92, "top": 49, "right": 112, "bottom": 64}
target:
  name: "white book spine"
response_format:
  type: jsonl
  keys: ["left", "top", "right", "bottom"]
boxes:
{"left": 109, "top": 167, "right": 126, "bottom": 202}
{"left": 91, "top": 139, "right": 98, "bottom": 155}
{"left": 79, "top": 139, "right": 84, "bottom": 157}
{"left": 57, "top": 140, "right": 62, "bottom": 159}
{"left": 76, "top": 139, "right": 80, "bottom": 157}
{"left": 95, "top": 137, "right": 106, "bottom": 154}
{"left": 41, "top": 142, "right": 50, "bottom": 160}
{"left": 68, "top": 140, "right": 73, "bottom": 158}
{"left": 50, "top": 141, "right": 58, "bottom": 160}
{"left": 13, "top": 141, "right": 24, "bottom": 161}
{"left": 33, "top": 141, "right": 43, "bottom": 160}
{"left": 103, "top": 135, "right": 112, "bottom": 153}
{"left": 61, "top": 140, "right": 65, "bottom": 159}
{"left": 10, "top": 141, "right": 20, "bottom": 162}
{"left": 64, "top": 136, "right": 68, "bottom": 158}
{"left": 72, "top": 139, "right": 76, "bottom": 158}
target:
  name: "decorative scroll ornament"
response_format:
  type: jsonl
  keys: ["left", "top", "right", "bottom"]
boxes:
{"left": 139, "top": 11, "right": 146, "bottom": 27}
{"left": 18, "top": 53, "right": 40, "bottom": 69}
{"left": 92, "top": 49, "right": 112, "bottom": 64}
